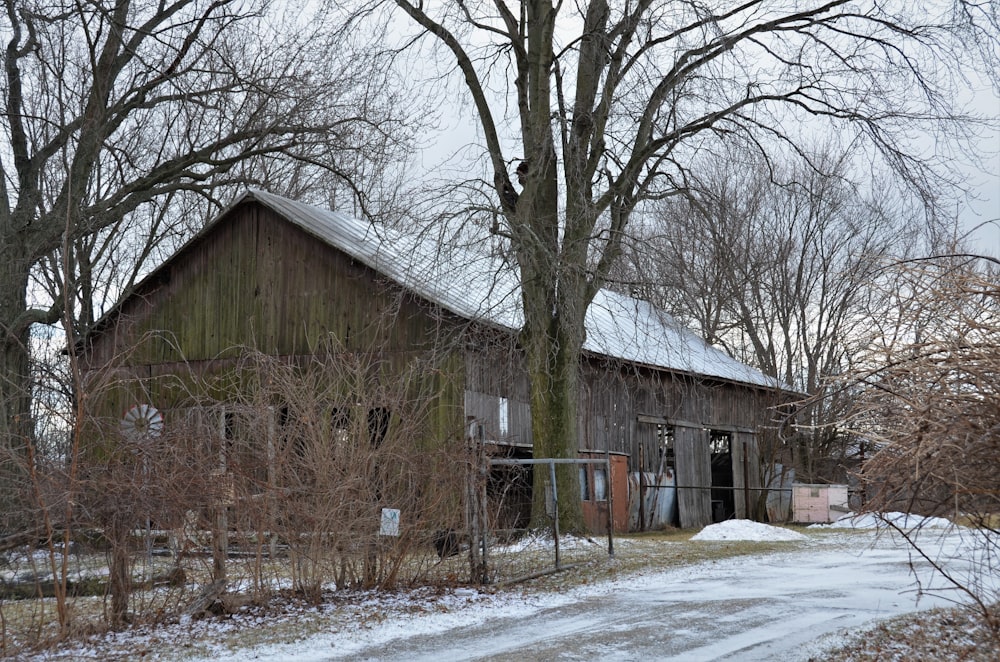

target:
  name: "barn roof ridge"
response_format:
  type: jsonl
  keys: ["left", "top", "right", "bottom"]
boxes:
{"left": 238, "top": 189, "right": 783, "bottom": 391}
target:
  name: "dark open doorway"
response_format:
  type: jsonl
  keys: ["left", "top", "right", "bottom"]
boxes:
{"left": 710, "top": 431, "right": 735, "bottom": 522}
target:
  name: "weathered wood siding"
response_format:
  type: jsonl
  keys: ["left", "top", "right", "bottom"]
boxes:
{"left": 576, "top": 359, "right": 781, "bottom": 528}
{"left": 84, "top": 199, "right": 784, "bottom": 530}
{"left": 731, "top": 432, "right": 747, "bottom": 519}
{"left": 675, "top": 425, "right": 712, "bottom": 528}
{"left": 578, "top": 362, "right": 773, "bottom": 458}
{"left": 461, "top": 348, "right": 780, "bottom": 529}
{"left": 733, "top": 431, "right": 761, "bottom": 519}
{"left": 83, "top": 201, "right": 467, "bottom": 441}
{"left": 88, "top": 204, "right": 455, "bottom": 366}
{"left": 463, "top": 343, "right": 532, "bottom": 446}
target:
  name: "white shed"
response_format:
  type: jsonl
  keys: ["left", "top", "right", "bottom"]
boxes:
{"left": 791, "top": 483, "right": 850, "bottom": 523}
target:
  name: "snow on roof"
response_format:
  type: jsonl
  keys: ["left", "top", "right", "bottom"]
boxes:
{"left": 238, "top": 190, "right": 781, "bottom": 390}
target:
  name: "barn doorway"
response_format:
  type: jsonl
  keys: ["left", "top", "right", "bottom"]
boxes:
{"left": 709, "top": 431, "right": 735, "bottom": 522}
{"left": 478, "top": 439, "right": 533, "bottom": 533}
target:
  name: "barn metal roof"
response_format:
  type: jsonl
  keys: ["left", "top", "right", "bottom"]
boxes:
{"left": 233, "top": 190, "right": 781, "bottom": 390}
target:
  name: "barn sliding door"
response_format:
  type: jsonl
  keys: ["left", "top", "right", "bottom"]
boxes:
{"left": 675, "top": 425, "right": 711, "bottom": 528}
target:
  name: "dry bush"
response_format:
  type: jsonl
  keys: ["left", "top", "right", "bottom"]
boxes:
{"left": 77, "top": 411, "right": 221, "bottom": 626}
{"left": 0, "top": 332, "right": 471, "bottom": 655}
{"left": 833, "top": 257, "right": 1000, "bottom": 640}
{"left": 204, "top": 343, "right": 469, "bottom": 599}
{"left": 78, "top": 335, "right": 470, "bottom": 610}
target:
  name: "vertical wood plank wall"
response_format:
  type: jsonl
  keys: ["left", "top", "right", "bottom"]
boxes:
{"left": 84, "top": 199, "right": 786, "bottom": 531}
{"left": 675, "top": 425, "right": 712, "bottom": 528}
{"left": 466, "top": 351, "right": 784, "bottom": 528}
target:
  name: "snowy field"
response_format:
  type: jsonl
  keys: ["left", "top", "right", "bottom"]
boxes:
{"left": 36, "top": 515, "right": 993, "bottom": 661}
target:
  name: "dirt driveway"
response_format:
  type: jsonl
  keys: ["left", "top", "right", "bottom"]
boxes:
{"left": 327, "top": 530, "right": 974, "bottom": 661}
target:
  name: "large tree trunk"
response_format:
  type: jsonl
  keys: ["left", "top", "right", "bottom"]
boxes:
{"left": 0, "top": 250, "right": 35, "bottom": 528}
{"left": 522, "top": 290, "right": 586, "bottom": 532}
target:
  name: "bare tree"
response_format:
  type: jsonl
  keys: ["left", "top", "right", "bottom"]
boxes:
{"left": 618, "top": 145, "right": 945, "bottom": 481}
{"left": 0, "top": 0, "right": 409, "bottom": 486}
{"left": 833, "top": 256, "right": 1000, "bottom": 641}
{"left": 354, "top": 0, "right": 998, "bottom": 527}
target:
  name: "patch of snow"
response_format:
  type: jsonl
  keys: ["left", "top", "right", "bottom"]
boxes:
{"left": 809, "top": 511, "right": 954, "bottom": 530}
{"left": 494, "top": 532, "right": 607, "bottom": 554}
{"left": 691, "top": 519, "right": 808, "bottom": 542}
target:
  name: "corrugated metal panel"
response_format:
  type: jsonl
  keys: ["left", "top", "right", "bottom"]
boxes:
{"left": 223, "top": 190, "right": 781, "bottom": 390}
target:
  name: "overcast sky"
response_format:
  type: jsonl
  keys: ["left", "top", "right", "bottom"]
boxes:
{"left": 398, "top": 4, "right": 1000, "bottom": 260}
{"left": 960, "top": 125, "right": 1000, "bottom": 257}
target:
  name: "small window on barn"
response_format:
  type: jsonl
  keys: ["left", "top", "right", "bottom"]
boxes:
{"left": 498, "top": 397, "right": 510, "bottom": 436}
{"left": 331, "top": 407, "right": 352, "bottom": 444}
{"left": 657, "top": 424, "right": 675, "bottom": 465}
{"left": 579, "top": 466, "right": 590, "bottom": 501}
{"left": 367, "top": 407, "right": 390, "bottom": 447}
{"left": 710, "top": 431, "right": 732, "bottom": 455}
{"left": 593, "top": 467, "right": 608, "bottom": 501}
{"left": 223, "top": 410, "right": 237, "bottom": 440}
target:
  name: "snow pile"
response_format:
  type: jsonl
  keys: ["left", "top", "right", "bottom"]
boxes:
{"left": 691, "top": 519, "right": 808, "bottom": 542}
{"left": 809, "top": 511, "right": 953, "bottom": 530}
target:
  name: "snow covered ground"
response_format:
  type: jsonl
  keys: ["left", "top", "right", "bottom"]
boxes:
{"left": 808, "top": 511, "right": 954, "bottom": 530}
{"left": 162, "top": 517, "right": 984, "bottom": 662}
{"left": 31, "top": 516, "right": 991, "bottom": 661}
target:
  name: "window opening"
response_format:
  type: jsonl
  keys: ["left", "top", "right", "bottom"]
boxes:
{"left": 498, "top": 397, "right": 510, "bottom": 436}
{"left": 331, "top": 407, "right": 352, "bottom": 444}
{"left": 579, "top": 466, "right": 590, "bottom": 501}
{"left": 710, "top": 431, "right": 732, "bottom": 456}
{"left": 657, "top": 424, "right": 675, "bottom": 465}
{"left": 593, "top": 468, "right": 608, "bottom": 501}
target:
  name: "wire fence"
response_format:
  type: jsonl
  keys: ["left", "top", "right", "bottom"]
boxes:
{"left": 469, "top": 457, "right": 616, "bottom": 585}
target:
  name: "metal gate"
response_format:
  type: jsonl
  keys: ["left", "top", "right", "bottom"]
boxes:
{"left": 467, "top": 454, "right": 615, "bottom": 584}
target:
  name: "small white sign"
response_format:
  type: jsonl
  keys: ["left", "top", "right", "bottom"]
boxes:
{"left": 379, "top": 508, "right": 400, "bottom": 536}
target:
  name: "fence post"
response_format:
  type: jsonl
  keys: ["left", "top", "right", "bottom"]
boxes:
{"left": 742, "top": 441, "right": 751, "bottom": 519}
{"left": 549, "top": 461, "right": 560, "bottom": 569}
{"left": 466, "top": 430, "right": 486, "bottom": 584}
{"left": 605, "top": 454, "right": 614, "bottom": 558}
{"left": 479, "top": 451, "right": 489, "bottom": 581}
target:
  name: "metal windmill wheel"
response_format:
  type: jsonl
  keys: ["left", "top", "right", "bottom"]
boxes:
{"left": 121, "top": 404, "right": 164, "bottom": 438}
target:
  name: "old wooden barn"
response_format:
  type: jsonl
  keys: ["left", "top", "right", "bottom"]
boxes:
{"left": 82, "top": 190, "right": 787, "bottom": 532}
